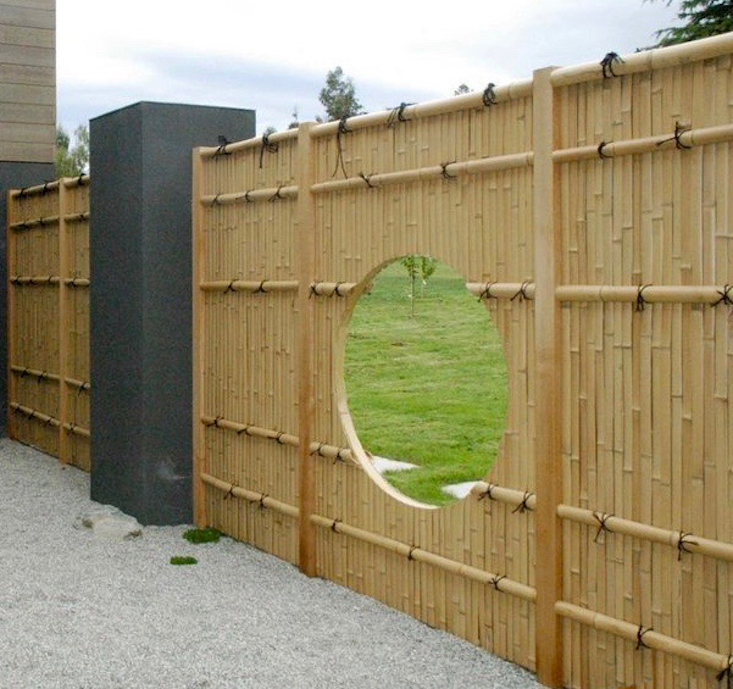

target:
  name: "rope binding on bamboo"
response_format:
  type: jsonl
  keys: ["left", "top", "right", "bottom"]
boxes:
{"left": 656, "top": 121, "right": 692, "bottom": 150}
{"left": 214, "top": 136, "right": 232, "bottom": 157}
{"left": 512, "top": 490, "right": 535, "bottom": 514}
{"left": 387, "top": 102, "right": 413, "bottom": 127}
{"left": 511, "top": 281, "right": 531, "bottom": 303}
{"left": 600, "top": 51, "right": 624, "bottom": 78}
{"left": 717, "top": 654, "right": 733, "bottom": 688}
{"left": 478, "top": 483, "right": 497, "bottom": 501}
{"left": 268, "top": 186, "right": 284, "bottom": 202}
{"left": 311, "top": 442, "right": 326, "bottom": 457}
{"left": 258, "top": 493, "right": 268, "bottom": 509}
{"left": 635, "top": 624, "right": 652, "bottom": 650}
{"left": 482, "top": 83, "right": 497, "bottom": 106}
{"left": 407, "top": 545, "right": 418, "bottom": 561}
{"left": 224, "top": 482, "right": 236, "bottom": 499}
{"left": 635, "top": 284, "right": 651, "bottom": 312}
{"left": 677, "top": 531, "right": 698, "bottom": 561}
{"left": 259, "top": 134, "right": 278, "bottom": 168}
{"left": 333, "top": 116, "right": 351, "bottom": 179}
{"left": 359, "top": 172, "right": 376, "bottom": 189}
{"left": 478, "top": 282, "right": 498, "bottom": 301}
{"left": 713, "top": 284, "right": 733, "bottom": 307}
{"left": 440, "top": 161, "right": 457, "bottom": 180}
{"left": 597, "top": 141, "right": 612, "bottom": 160}
{"left": 331, "top": 518, "right": 341, "bottom": 532}
{"left": 593, "top": 511, "right": 614, "bottom": 543}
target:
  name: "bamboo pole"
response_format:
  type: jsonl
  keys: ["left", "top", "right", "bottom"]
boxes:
{"left": 6, "top": 190, "right": 17, "bottom": 439}
{"left": 9, "top": 215, "right": 60, "bottom": 230}
{"left": 557, "top": 504, "right": 733, "bottom": 563}
{"left": 297, "top": 123, "right": 317, "bottom": 576}
{"left": 556, "top": 284, "right": 733, "bottom": 304}
{"left": 198, "top": 128, "right": 299, "bottom": 158}
{"left": 201, "top": 472, "right": 299, "bottom": 519}
{"left": 9, "top": 402, "right": 60, "bottom": 428}
{"left": 469, "top": 481, "right": 538, "bottom": 512}
{"left": 310, "top": 152, "right": 534, "bottom": 194}
{"left": 57, "top": 181, "right": 69, "bottom": 464}
{"left": 9, "top": 276, "right": 60, "bottom": 284}
{"left": 553, "top": 123, "right": 733, "bottom": 164}
{"left": 466, "top": 282, "right": 537, "bottom": 300}
{"left": 9, "top": 366, "right": 90, "bottom": 391}
{"left": 8, "top": 180, "right": 61, "bottom": 197}
{"left": 192, "top": 149, "right": 207, "bottom": 527}
{"left": 199, "top": 186, "right": 298, "bottom": 206}
{"left": 61, "top": 175, "right": 89, "bottom": 189}
{"left": 199, "top": 280, "right": 299, "bottom": 293}
{"left": 310, "top": 514, "right": 538, "bottom": 602}
{"left": 533, "top": 65, "right": 564, "bottom": 688}
{"left": 555, "top": 601, "right": 732, "bottom": 674}
{"left": 550, "top": 32, "right": 733, "bottom": 87}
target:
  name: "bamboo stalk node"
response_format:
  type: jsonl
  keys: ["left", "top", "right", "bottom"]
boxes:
{"left": 593, "top": 511, "right": 614, "bottom": 543}
{"left": 677, "top": 531, "right": 699, "bottom": 561}
{"left": 512, "top": 490, "right": 535, "bottom": 514}
{"left": 636, "top": 624, "right": 653, "bottom": 651}
{"left": 600, "top": 51, "right": 624, "bottom": 78}
{"left": 482, "top": 83, "right": 497, "bottom": 106}
{"left": 656, "top": 121, "right": 692, "bottom": 150}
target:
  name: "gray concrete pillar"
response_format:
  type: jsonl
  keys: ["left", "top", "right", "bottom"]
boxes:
{"left": 89, "top": 101, "right": 254, "bottom": 524}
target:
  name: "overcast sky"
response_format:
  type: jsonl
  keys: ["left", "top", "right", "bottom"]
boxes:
{"left": 56, "top": 0, "right": 681, "bottom": 136}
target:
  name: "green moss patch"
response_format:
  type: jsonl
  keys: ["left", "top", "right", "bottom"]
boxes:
{"left": 182, "top": 527, "right": 221, "bottom": 544}
{"left": 170, "top": 556, "right": 198, "bottom": 565}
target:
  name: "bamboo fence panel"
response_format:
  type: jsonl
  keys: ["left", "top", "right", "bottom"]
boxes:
{"left": 193, "top": 34, "right": 733, "bottom": 689}
{"left": 7, "top": 176, "right": 91, "bottom": 469}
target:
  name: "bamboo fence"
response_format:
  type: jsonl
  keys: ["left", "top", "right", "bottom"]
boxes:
{"left": 6, "top": 176, "right": 91, "bottom": 470}
{"left": 192, "top": 33, "right": 733, "bottom": 689}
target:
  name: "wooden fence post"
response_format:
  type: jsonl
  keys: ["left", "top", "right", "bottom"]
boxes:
{"left": 297, "top": 122, "right": 317, "bottom": 576}
{"left": 57, "top": 180, "right": 69, "bottom": 464}
{"left": 533, "top": 66, "right": 564, "bottom": 688}
{"left": 6, "top": 190, "right": 16, "bottom": 440}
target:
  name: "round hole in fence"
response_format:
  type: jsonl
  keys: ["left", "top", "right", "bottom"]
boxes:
{"left": 342, "top": 256, "right": 509, "bottom": 507}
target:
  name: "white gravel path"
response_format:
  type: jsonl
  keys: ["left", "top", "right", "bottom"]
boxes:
{"left": 0, "top": 439, "right": 542, "bottom": 689}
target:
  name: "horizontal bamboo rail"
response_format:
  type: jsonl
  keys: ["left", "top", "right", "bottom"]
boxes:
{"left": 199, "top": 185, "right": 298, "bottom": 206}
{"left": 558, "top": 504, "right": 733, "bottom": 563}
{"left": 556, "top": 284, "right": 733, "bottom": 305}
{"left": 309, "top": 282, "right": 357, "bottom": 297}
{"left": 311, "top": 152, "right": 534, "bottom": 194}
{"left": 200, "top": 280, "right": 299, "bottom": 293}
{"left": 201, "top": 472, "right": 300, "bottom": 519}
{"left": 8, "top": 175, "right": 88, "bottom": 199}
{"left": 466, "top": 282, "right": 536, "bottom": 300}
{"left": 198, "top": 129, "right": 299, "bottom": 158}
{"left": 10, "top": 276, "right": 59, "bottom": 285}
{"left": 469, "top": 481, "right": 537, "bottom": 512}
{"left": 555, "top": 601, "right": 732, "bottom": 674}
{"left": 551, "top": 32, "right": 733, "bottom": 87}
{"left": 10, "top": 216, "right": 59, "bottom": 230}
{"left": 10, "top": 365, "right": 90, "bottom": 390}
{"left": 9, "top": 402, "right": 90, "bottom": 437}
{"left": 310, "top": 513, "right": 537, "bottom": 602}
{"left": 200, "top": 415, "right": 355, "bottom": 464}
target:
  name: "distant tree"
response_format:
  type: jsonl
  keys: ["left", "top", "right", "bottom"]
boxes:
{"left": 318, "top": 66, "right": 365, "bottom": 121}
{"left": 55, "top": 124, "right": 89, "bottom": 177}
{"left": 288, "top": 107, "right": 299, "bottom": 130}
{"left": 262, "top": 125, "right": 277, "bottom": 137}
{"left": 454, "top": 83, "right": 472, "bottom": 95}
{"left": 401, "top": 255, "right": 438, "bottom": 316}
{"left": 647, "top": 0, "right": 733, "bottom": 47}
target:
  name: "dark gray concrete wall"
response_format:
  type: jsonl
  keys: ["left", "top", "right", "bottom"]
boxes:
{"left": 0, "top": 161, "right": 55, "bottom": 435}
{"left": 90, "top": 101, "right": 255, "bottom": 525}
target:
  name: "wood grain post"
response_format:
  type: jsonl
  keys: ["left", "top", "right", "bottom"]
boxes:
{"left": 57, "top": 180, "right": 69, "bottom": 464}
{"left": 297, "top": 123, "right": 317, "bottom": 576}
{"left": 192, "top": 149, "right": 207, "bottom": 527}
{"left": 6, "top": 190, "right": 16, "bottom": 439}
{"left": 533, "top": 66, "right": 564, "bottom": 688}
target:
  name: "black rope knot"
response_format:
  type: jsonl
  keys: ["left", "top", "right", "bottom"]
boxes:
{"left": 309, "top": 282, "right": 319, "bottom": 299}
{"left": 600, "top": 52, "right": 625, "bottom": 78}
{"left": 206, "top": 416, "right": 222, "bottom": 428}
{"left": 482, "top": 83, "right": 497, "bottom": 107}
{"left": 636, "top": 284, "right": 652, "bottom": 312}
{"left": 236, "top": 424, "right": 252, "bottom": 436}
{"left": 490, "top": 574, "right": 506, "bottom": 591}
{"left": 478, "top": 483, "right": 497, "bottom": 501}
{"left": 275, "top": 431, "right": 285, "bottom": 444}
{"left": 268, "top": 185, "right": 284, "bottom": 202}
{"left": 592, "top": 511, "right": 614, "bottom": 543}
{"left": 311, "top": 442, "right": 326, "bottom": 457}
{"left": 511, "top": 281, "right": 531, "bottom": 303}
{"left": 635, "top": 624, "right": 652, "bottom": 650}
{"left": 713, "top": 284, "right": 733, "bottom": 308}
{"left": 214, "top": 136, "right": 231, "bottom": 157}
{"left": 407, "top": 545, "right": 418, "bottom": 561}
{"left": 224, "top": 483, "right": 237, "bottom": 499}
{"left": 333, "top": 282, "right": 345, "bottom": 297}
{"left": 335, "top": 448, "right": 349, "bottom": 463}
{"left": 224, "top": 279, "right": 236, "bottom": 294}
{"left": 259, "top": 134, "right": 279, "bottom": 168}
{"left": 255, "top": 280, "right": 268, "bottom": 294}
{"left": 597, "top": 141, "right": 612, "bottom": 160}
{"left": 716, "top": 654, "right": 733, "bottom": 687}
{"left": 212, "top": 194, "right": 221, "bottom": 206}
{"left": 359, "top": 172, "right": 376, "bottom": 189}
{"left": 332, "top": 116, "right": 352, "bottom": 178}
{"left": 677, "top": 531, "right": 698, "bottom": 561}
{"left": 512, "top": 491, "right": 534, "bottom": 514}
{"left": 258, "top": 493, "right": 268, "bottom": 509}
{"left": 244, "top": 190, "right": 253, "bottom": 203}
{"left": 387, "top": 102, "right": 413, "bottom": 127}
{"left": 38, "top": 371, "right": 48, "bottom": 383}
{"left": 331, "top": 518, "right": 341, "bottom": 532}
{"left": 20, "top": 367, "right": 29, "bottom": 378}
{"left": 656, "top": 121, "right": 692, "bottom": 150}
{"left": 440, "top": 161, "right": 457, "bottom": 180}
{"left": 478, "top": 282, "right": 497, "bottom": 302}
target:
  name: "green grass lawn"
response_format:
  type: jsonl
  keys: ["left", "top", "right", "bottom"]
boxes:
{"left": 344, "top": 259, "right": 508, "bottom": 506}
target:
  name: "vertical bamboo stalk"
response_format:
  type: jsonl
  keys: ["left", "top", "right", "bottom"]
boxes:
{"left": 533, "top": 66, "right": 564, "bottom": 688}
{"left": 192, "top": 149, "right": 207, "bottom": 526}
{"left": 57, "top": 181, "right": 70, "bottom": 464}
{"left": 297, "top": 123, "right": 317, "bottom": 576}
{"left": 6, "top": 191, "right": 17, "bottom": 439}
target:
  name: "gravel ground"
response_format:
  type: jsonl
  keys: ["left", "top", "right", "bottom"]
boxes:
{"left": 0, "top": 439, "right": 542, "bottom": 689}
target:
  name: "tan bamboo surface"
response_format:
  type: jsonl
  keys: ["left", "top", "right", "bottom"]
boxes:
{"left": 7, "top": 177, "right": 91, "bottom": 470}
{"left": 193, "top": 35, "right": 733, "bottom": 689}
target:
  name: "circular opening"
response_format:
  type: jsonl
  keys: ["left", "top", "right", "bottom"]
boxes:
{"left": 343, "top": 256, "right": 509, "bottom": 507}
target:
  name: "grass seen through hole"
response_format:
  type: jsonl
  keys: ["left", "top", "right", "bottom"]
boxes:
{"left": 344, "top": 259, "right": 508, "bottom": 506}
